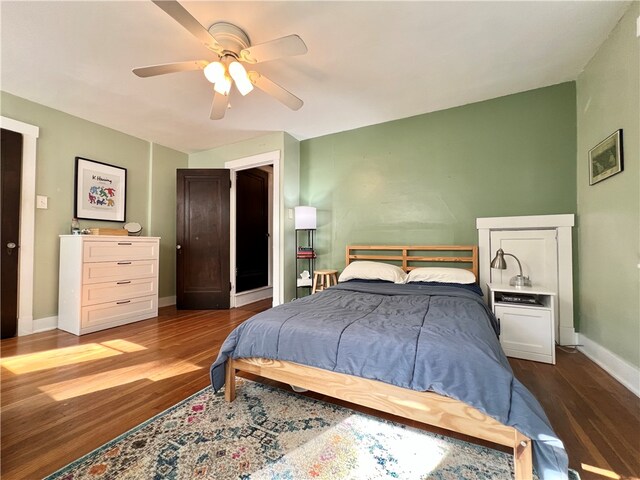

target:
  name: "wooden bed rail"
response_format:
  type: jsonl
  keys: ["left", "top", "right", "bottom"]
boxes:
{"left": 346, "top": 245, "right": 479, "bottom": 280}
{"left": 225, "top": 357, "right": 532, "bottom": 479}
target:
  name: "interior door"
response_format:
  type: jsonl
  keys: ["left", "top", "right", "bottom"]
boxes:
{"left": 176, "top": 169, "right": 230, "bottom": 309}
{"left": 1, "top": 129, "right": 23, "bottom": 338}
{"left": 236, "top": 168, "right": 269, "bottom": 293}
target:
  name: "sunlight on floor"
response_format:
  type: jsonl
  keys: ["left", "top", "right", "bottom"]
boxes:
{"left": 38, "top": 359, "right": 202, "bottom": 401}
{"left": 581, "top": 463, "right": 622, "bottom": 479}
{"left": 249, "top": 414, "right": 450, "bottom": 479}
{"left": 1, "top": 340, "right": 147, "bottom": 375}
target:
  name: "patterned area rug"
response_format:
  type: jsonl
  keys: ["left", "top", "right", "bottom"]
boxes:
{"left": 46, "top": 379, "right": 533, "bottom": 479}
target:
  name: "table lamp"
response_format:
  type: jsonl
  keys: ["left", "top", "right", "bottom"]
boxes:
{"left": 490, "top": 248, "right": 532, "bottom": 287}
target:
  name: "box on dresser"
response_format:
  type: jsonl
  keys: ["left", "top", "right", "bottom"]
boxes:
{"left": 58, "top": 235, "right": 160, "bottom": 335}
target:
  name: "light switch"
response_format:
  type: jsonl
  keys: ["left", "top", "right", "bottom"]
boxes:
{"left": 36, "top": 195, "right": 48, "bottom": 209}
{"left": 288, "top": 208, "right": 294, "bottom": 219}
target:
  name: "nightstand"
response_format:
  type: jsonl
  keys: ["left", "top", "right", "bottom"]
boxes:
{"left": 487, "top": 283, "right": 556, "bottom": 365}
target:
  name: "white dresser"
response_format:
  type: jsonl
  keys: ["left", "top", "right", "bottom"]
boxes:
{"left": 58, "top": 235, "right": 160, "bottom": 335}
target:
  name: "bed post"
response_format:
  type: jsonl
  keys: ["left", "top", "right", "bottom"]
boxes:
{"left": 225, "top": 358, "right": 236, "bottom": 402}
{"left": 514, "top": 431, "right": 533, "bottom": 480}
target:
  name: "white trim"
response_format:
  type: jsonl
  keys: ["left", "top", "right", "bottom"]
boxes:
{"left": 476, "top": 214, "right": 574, "bottom": 230}
{"left": 159, "top": 295, "right": 176, "bottom": 307}
{"left": 32, "top": 316, "right": 58, "bottom": 333}
{"left": 578, "top": 333, "right": 640, "bottom": 397}
{"left": 234, "top": 286, "right": 273, "bottom": 307}
{"left": 0, "top": 116, "right": 39, "bottom": 336}
{"left": 225, "top": 151, "right": 282, "bottom": 307}
{"left": 477, "top": 214, "right": 576, "bottom": 345}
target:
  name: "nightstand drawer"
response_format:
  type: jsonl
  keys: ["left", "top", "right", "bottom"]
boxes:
{"left": 495, "top": 304, "right": 553, "bottom": 359}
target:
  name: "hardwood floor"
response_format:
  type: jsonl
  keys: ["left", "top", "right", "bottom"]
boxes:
{"left": 1, "top": 302, "right": 638, "bottom": 480}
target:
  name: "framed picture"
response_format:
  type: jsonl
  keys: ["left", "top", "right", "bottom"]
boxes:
{"left": 589, "top": 130, "right": 623, "bottom": 185}
{"left": 74, "top": 157, "right": 127, "bottom": 222}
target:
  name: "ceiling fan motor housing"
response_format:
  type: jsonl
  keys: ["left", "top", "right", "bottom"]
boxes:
{"left": 208, "top": 22, "right": 251, "bottom": 58}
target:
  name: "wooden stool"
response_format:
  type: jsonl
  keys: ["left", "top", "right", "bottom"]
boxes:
{"left": 312, "top": 269, "right": 338, "bottom": 294}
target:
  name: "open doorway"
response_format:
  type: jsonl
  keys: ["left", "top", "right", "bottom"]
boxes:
{"left": 226, "top": 150, "right": 280, "bottom": 308}
{"left": 235, "top": 166, "right": 273, "bottom": 301}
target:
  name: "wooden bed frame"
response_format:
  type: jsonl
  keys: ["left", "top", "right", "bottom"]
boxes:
{"left": 225, "top": 245, "right": 533, "bottom": 479}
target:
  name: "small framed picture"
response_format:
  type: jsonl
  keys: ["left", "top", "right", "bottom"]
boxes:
{"left": 589, "top": 130, "right": 623, "bottom": 185}
{"left": 74, "top": 157, "right": 127, "bottom": 222}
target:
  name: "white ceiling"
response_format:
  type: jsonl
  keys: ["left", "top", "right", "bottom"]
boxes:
{"left": 1, "top": 1, "right": 630, "bottom": 153}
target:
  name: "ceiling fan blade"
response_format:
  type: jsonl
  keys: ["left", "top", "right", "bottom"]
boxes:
{"left": 152, "top": 0, "right": 224, "bottom": 55}
{"left": 240, "top": 35, "right": 307, "bottom": 64}
{"left": 248, "top": 72, "right": 303, "bottom": 111}
{"left": 132, "top": 60, "right": 209, "bottom": 78}
{"left": 210, "top": 91, "right": 230, "bottom": 120}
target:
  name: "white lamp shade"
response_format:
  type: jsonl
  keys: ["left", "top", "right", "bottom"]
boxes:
{"left": 294, "top": 206, "right": 316, "bottom": 230}
{"left": 204, "top": 61, "right": 225, "bottom": 84}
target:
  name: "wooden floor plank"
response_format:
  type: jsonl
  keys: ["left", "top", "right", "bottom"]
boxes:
{"left": 1, "top": 301, "right": 638, "bottom": 480}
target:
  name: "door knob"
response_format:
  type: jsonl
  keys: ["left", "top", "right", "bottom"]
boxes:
{"left": 176, "top": 245, "right": 181, "bottom": 249}
{"left": 6, "top": 242, "right": 17, "bottom": 255}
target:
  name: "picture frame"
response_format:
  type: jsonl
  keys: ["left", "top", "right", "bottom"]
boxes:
{"left": 589, "top": 129, "right": 623, "bottom": 185}
{"left": 74, "top": 157, "right": 127, "bottom": 222}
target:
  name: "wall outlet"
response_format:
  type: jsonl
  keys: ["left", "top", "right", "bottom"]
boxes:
{"left": 36, "top": 195, "right": 48, "bottom": 209}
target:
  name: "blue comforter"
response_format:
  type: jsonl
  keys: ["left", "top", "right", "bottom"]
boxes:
{"left": 210, "top": 282, "right": 568, "bottom": 479}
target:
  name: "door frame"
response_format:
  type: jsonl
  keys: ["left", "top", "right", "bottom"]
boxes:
{"left": 225, "top": 151, "right": 281, "bottom": 307}
{"left": 0, "top": 116, "right": 39, "bottom": 336}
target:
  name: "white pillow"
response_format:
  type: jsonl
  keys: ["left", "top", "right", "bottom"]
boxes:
{"left": 406, "top": 267, "right": 476, "bottom": 284}
{"left": 338, "top": 261, "right": 407, "bottom": 284}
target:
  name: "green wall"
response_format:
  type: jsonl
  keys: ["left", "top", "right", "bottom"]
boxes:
{"left": 189, "top": 132, "right": 284, "bottom": 168}
{"left": 576, "top": 3, "right": 639, "bottom": 367}
{"left": 149, "top": 143, "right": 188, "bottom": 299}
{"left": 1, "top": 92, "right": 186, "bottom": 319}
{"left": 300, "top": 83, "right": 577, "bottom": 274}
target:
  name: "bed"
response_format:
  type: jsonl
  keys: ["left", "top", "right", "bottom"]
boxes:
{"left": 210, "top": 245, "right": 568, "bottom": 479}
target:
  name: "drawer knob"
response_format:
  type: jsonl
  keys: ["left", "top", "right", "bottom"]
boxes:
{"left": 116, "top": 300, "right": 131, "bottom": 305}
{"left": 117, "top": 280, "right": 131, "bottom": 285}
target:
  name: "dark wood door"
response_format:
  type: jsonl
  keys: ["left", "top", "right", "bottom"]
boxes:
{"left": 176, "top": 169, "right": 230, "bottom": 309}
{"left": 236, "top": 168, "right": 269, "bottom": 293}
{"left": 1, "top": 129, "right": 23, "bottom": 338}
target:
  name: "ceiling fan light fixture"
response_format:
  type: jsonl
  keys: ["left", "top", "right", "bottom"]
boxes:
{"left": 213, "top": 73, "right": 232, "bottom": 96}
{"left": 203, "top": 61, "right": 225, "bottom": 84}
{"left": 229, "top": 61, "right": 253, "bottom": 96}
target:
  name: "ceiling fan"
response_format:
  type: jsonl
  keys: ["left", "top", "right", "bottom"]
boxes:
{"left": 133, "top": 0, "right": 307, "bottom": 120}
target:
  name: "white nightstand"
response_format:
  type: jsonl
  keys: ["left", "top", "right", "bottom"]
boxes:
{"left": 487, "top": 283, "right": 556, "bottom": 365}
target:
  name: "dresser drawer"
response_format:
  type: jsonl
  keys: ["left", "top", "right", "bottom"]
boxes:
{"left": 83, "top": 240, "right": 158, "bottom": 262}
{"left": 83, "top": 260, "right": 157, "bottom": 284}
{"left": 82, "top": 277, "right": 157, "bottom": 306}
{"left": 81, "top": 295, "right": 158, "bottom": 331}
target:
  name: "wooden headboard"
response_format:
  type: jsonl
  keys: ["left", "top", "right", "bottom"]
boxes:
{"left": 346, "top": 245, "right": 479, "bottom": 281}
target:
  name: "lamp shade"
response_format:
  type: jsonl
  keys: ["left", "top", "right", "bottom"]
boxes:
{"left": 294, "top": 206, "right": 316, "bottom": 230}
{"left": 490, "top": 248, "right": 507, "bottom": 269}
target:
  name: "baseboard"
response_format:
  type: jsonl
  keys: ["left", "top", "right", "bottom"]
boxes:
{"left": 235, "top": 287, "right": 273, "bottom": 307}
{"left": 32, "top": 315, "right": 58, "bottom": 333}
{"left": 558, "top": 326, "right": 578, "bottom": 346}
{"left": 158, "top": 296, "right": 176, "bottom": 308}
{"left": 578, "top": 333, "right": 640, "bottom": 397}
